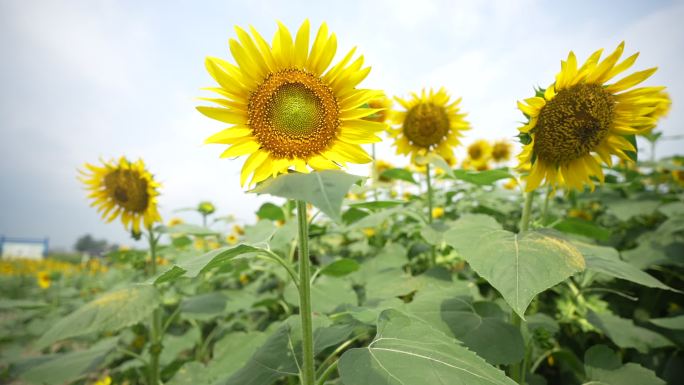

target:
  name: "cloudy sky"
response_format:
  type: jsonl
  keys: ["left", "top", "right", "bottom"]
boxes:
{"left": 1, "top": 0, "right": 682, "bottom": 249}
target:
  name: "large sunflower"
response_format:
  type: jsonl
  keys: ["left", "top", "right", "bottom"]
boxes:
{"left": 79, "top": 157, "right": 162, "bottom": 234}
{"left": 390, "top": 88, "right": 470, "bottom": 162}
{"left": 517, "top": 42, "right": 667, "bottom": 191}
{"left": 197, "top": 20, "right": 386, "bottom": 186}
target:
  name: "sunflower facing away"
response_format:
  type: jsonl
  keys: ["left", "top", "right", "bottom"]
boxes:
{"left": 517, "top": 42, "right": 667, "bottom": 191}
{"left": 197, "top": 20, "right": 386, "bottom": 186}
{"left": 390, "top": 88, "right": 470, "bottom": 162}
{"left": 79, "top": 157, "right": 162, "bottom": 234}
{"left": 492, "top": 140, "right": 513, "bottom": 163}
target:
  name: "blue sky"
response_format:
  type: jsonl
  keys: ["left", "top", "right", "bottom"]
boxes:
{"left": 1, "top": 0, "right": 682, "bottom": 249}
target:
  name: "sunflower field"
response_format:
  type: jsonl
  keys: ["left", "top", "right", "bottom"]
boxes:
{"left": 2, "top": 19, "right": 683, "bottom": 385}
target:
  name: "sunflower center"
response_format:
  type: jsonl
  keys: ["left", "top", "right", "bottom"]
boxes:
{"left": 402, "top": 103, "right": 450, "bottom": 148}
{"left": 469, "top": 146, "right": 482, "bottom": 160}
{"left": 533, "top": 83, "right": 614, "bottom": 164}
{"left": 103, "top": 170, "right": 149, "bottom": 213}
{"left": 249, "top": 69, "right": 339, "bottom": 159}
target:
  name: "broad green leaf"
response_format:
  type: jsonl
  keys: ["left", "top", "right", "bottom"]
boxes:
{"left": 284, "top": 276, "right": 357, "bottom": 313}
{"left": 606, "top": 199, "right": 661, "bottom": 221}
{"left": 658, "top": 201, "right": 684, "bottom": 217}
{"left": 0, "top": 299, "right": 48, "bottom": 310}
{"left": 256, "top": 202, "right": 285, "bottom": 221}
{"left": 443, "top": 214, "right": 585, "bottom": 318}
{"left": 243, "top": 220, "right": 277, "bottom": 246}
{"left": 380, "top": 168, "right": 418, "bottom": 184}
{"left": 338, "top": 309, "right": 517, "bottom": 385}
{"left": 155, "top": 244, "right": 265, "bottom": 284}
{"left": 37, "top": 285, "right": 159, "bottom": 348}
{"left": 250, "top": 170, "right": 364, "bottom": 222}
{"left": 349, "top": 200, "right": 406, "bottom": 210}
{"left": 20, "top": 338, "right": 117, "bottom": 385}
{"left": 553, "top": 217, "right": 611, "bottom": 241}
{"left": 649, "top": 315, "right": 684, "bottom": 330}
{"left": 420, "top": 221, "right": 451, "bottom": 246}
{"left": 158, "top": 223, "right": 219, "bottom": 236}
{"left": 451, "top": 168, "right": 514, "bottom": 186}
{"left": 180, "top": 292, "right": 228, "bottom": 320}
{"left": 319, "top": 258, "right": 360, "bottom": 277}
{"left": 160, "top": 328, "right": 201, "bottom": 365}
{"left": 167, "top": 362, "right": 209, "bottom": 385}
{"left": 405, "top": 285, "right": 524, "bottom": 365}
{"left": 587, "top": 311, "right": 673, "bottom": 353}
{"left": 584, "top": 345, "right": 665, "bottom": 385}
{"left": 205, "top": 332, "right": 269, "bottom": 384}
{"left": 576, "top": 241, "right": 678, "bottom": 291}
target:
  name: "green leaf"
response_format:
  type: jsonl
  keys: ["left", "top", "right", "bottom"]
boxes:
{"left": 443, "top": 215, "right": 585, "bottom": 318}
{"left": 576, "top": 241, "right": 678, "bottom": 291}
{"left": 250, "top": 170, "right": 364, "bottom": 222}
{"left": 157, "top": 223, "right": 219, "bottom": 236}
{"left": 587, "top": 311, "right": 673, "bottom": 353}
{"left": 20, "top": 338, "right": 117, "bottom": 385}
{"left": 338, "top": 309, "right": 517, "bottom": 385}
{"left": 160, "top": 328, "right": 201, "bottom": 365}
{"left": 350, "top": 200, "right": 406, "bottom": 210}
{"left": 380, "top": 168, "right": 418, "bottom": 184}
{"left": 624, "top": 134, "right": 638, "bottom": 162}
{"left": 204, "top": 332, "right": 269, "bottom": 384}
{"left": 37, "top": 285, "right": 159, "bottom": 348}
{"left": 658, "top": 201, "right": 684, "bottom": 217}
{"left": 552, "top": 217, "right": 611, "bottom": 241}
{"left": 319, "top": 258, "right": 360, "bottom": 277}
{"left": 405, "top": 285, "right": 524, "bottom": 365}
{"left": 0, "top": 299, "right": 48, "bottom": 310}
{"left": 606, "top": 199, "right": 661, "bottom": 221}
{"left": 256, "top": 202, "right": 285, "bottom": 221}
{"left": 154, "top": 244, "right": 264, "bottom": 284}
{"left": 284, "top": 276, "right": 357, "bottom": 313}
{"left": 584, "top": 345, "right": 665, "bottom": 385}
{"left": 649, "top": 315, "right": 684, "bottom": 330}
{"left": 180, "top": 292, "right": 228, "bottom": 320}
{"left": 451, "top": 168, "right": 514, "bottom": 186}
{"left": 243, "top": 220, "right": 277, "bottom": 246}
{"left": 416, "top": 153, "right": 454, "bottom": 177}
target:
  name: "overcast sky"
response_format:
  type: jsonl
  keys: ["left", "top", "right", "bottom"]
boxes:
{"left": 1, "top": 0, "right": 682, "bottom": 250}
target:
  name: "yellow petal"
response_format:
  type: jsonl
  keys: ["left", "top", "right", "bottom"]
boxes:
{"left": 219, "top": 139, "right": 260, "bottom": 158}
{"left": 205, "top": 127, "right": 252, "bottom": 144}
{"left": 294, "top": 19, "right": 310, "bottom": 68}
{"left": 241, "top": 150, "right": 269, "bottom": 186}
{"left": 196, "top": 106, "right": 247, "bottom": 124}
{"left": 606, "top": 68, "right": 658, "bottom": 93}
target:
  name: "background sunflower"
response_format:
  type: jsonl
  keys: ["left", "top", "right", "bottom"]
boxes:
{"left": 79, "top": 157, "right": 162, "bottom": 234}
{"left": 389, "top": 87, "right": 470, "bottom": 163}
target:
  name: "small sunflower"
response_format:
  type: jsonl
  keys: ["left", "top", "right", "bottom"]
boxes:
{"left": 466, "top": 139, "right": 492, "bottom": 170}
{"left": 37, "top": 271, "right": 51, "bottom": 289}
{"left": 390, "top": 88, "right": 470, "bottom": 162}
{"left": 374, "top": 159, "right": 393, "bottom": 182}
{"left": 80, "top": 157, "right": 162, "bottom": 234}
{"left": 491, "top": 140, "right": 513, "bottom": 163}
{"left": 363, "top": 95, "right": 393, "bottom": 123}
{"left": 517, "top": 42, "right": 667, "bottom": 191}
{"left": 198, "top": 20, "right": 386, "bottom": 186}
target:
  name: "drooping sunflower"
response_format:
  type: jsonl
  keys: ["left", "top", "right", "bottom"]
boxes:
{"left": 197, "top": 20, "right": 386, "bottom": 186}
{"left": 390, "top": 87, "right": 470, "bottom": 163}
{"left": 79, "top": 157, "right": 162, "bottom": 234}
{"left": 517, "top": 42, "right": 667, "bottom": 191}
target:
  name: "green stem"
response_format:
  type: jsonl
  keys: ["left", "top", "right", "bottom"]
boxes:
{"left": 509, "top": 313, "right": 523, "bottom": 382}
{"left": 541, "top": 187, "right": 551, "bottom": 225}
{"left": 519, "top": 191, "right": 534, "bottom": 232}
{"left": 316, "top": 360, "right": 339, "bottom": 385}
{"left": 425, "top": 163, "right": 437, "bottom": 267}
{"left": 296, "top": 200, "right": 316, "bottom": 385}
{"left": 148, "top": 228, "right": 163, "bottom": 385}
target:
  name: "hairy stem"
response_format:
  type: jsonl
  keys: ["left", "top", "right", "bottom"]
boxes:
{"left": 148, "top": 228, "right": 163, "bottom": 385}
{"left": 296, "top": 200, "right": 316, "bottom": 385}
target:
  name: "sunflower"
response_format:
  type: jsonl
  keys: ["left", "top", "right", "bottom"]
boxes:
{"left": 466, "top": 139, "right": 492, "bottom": 170}
{"left": 198, "top": 20, "right": 386, "bottom": 186}
{"left": 390, "top": 87, "right": 470, "bottom": 162}
{"left": 517, "top": 42, "right": 667, "bottom": 191}
{"left": 79, "top": 157, "right": 162, "bottom": 234}
{"left": 374, "top": 159, "right": 393, "bottom": 182}
{"left": 491, "top": 140, "right": 512, "bottom": 163}
{"left": 363, "top": 95, "right": 392, "bottom": 123}
{"left": 37, "top": 271, "right": 51, "bottom": 289}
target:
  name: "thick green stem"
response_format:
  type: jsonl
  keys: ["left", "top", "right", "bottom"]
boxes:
{"left": 519, "top": 191, "right": 534, "bottom": 232}
{"left": 148, "top": 229, "right": 162, "bottom": 385}
{"left": 296, "top": 201, "right": 316, "bottom": 385}
{"left": 541, "top": 187, "right": 551, "bottom": 225}
{"left": 509, "top": 313, "right": 523, "bottom": 382}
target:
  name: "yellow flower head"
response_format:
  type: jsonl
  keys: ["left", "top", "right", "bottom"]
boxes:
{"left": 92, "top": 375, "right": 112, "bottom": 385}
{"left": 167, "top": 217, "right": 184, "bottom": 227}
{"left": 362, "top": 228, "right": 376, "bottom": 237}
{"left": 232, "top": 224, "right": 245, "bottom": 236}
{"left": 198, "top": 20, "right": 386, "bottom": 186}
{"left": 491, "top": 140, "right": 512, "bottom": 162}
{"left": 37, "top": 271, "right": 51, "bottom": 289}
{"left": 431, "top": 207, "right": 445, "bottom": 219}
{"left": 226, "top": 234, "right": 238, "bottom": 245}
{"left": 374, "top": 159, "right": 394, "bottom": 182}
{"left": 79, "top": 157, "right": 162, "bottom": 234}
{"left": 466, "top": 139, "right": 492, "bottom": 169}
{"left": 516, "top": 42, "right": 667, "bottom": 192}
{"left": 363, "top": 95, "right": 393, "bottom": 123}
{"left": 503, "top": 178, "right": 519, "bottom": 190}
{"left": 390, "top": 88, "right": 470, "bottom": 162}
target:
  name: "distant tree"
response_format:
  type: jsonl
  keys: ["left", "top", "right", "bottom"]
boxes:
{"left": 74, "top": 234, "right": 109, "bottom": 256}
